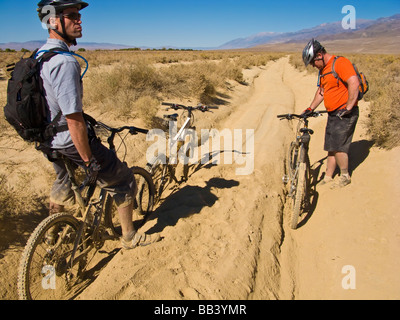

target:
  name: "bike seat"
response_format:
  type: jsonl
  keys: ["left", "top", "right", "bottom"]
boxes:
{"left": 164, "top": 113, "right": 179, "bottom": 121}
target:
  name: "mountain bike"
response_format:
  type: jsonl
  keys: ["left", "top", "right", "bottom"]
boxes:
{"left": 146, "top": 102, "right": 218, "bottom": 203}
{"left": 277, "top": 111, "right": 326, "bottom": 229}
{"left": 17, "top": 122, "right": 155, "bottom": 300}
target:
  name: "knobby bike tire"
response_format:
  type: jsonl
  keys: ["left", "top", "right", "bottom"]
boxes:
{"left": 287, "top": 142, "right": 298, "bottom": 180}
{"left": 291, "top": 147, "right": 311, "bottom": 230}
{"left": 104, "top": 166, "right": 155, "bottom": 237}
{"left": 292, "top": 162, "right": 306, "bottom": 229}
{"left": 18, "top": 213, "right": 83, "bottom": 300}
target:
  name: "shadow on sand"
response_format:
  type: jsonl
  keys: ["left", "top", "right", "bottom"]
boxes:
{"left": 146, "top": 177, "right": 240, "bottom": 234}
{"left": 296, "top": 139, "right": 374, "bottom": 229}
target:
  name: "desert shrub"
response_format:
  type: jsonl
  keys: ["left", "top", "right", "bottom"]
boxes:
{"left": 133, "top": 95, "right": 160, "bottom": 126}
{"left": 237, "top": 52, "right": 285, "bottom": 70}
{"left": 368, "top": 82, "right": 400, "bottom": 148}
{"left": 0, "top": 80, "right": 7, "bottom": 133}
{"left": 346, "top": 54, "right": 400, "bottom": 149}
{"left": 0, "top": 174, "right": 14, "bottom": 218}
{"left": 84, "top": 59, "right": 163, "bottom": 119}
{"left": 83, "top": 52, "right": 259, "bottom": 119}
{"left": 0, "top": 174, "right": 44, "bottom": 219}
{"left": 78, "top": 51, "right": 289, "bottom": 126}
{"left": 289, "top": 53, "right": 318, "bottom": 75}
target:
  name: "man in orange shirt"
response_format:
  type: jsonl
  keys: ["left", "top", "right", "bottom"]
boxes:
{"left": 302, "top": 39, "right": 360, "bottom": 188}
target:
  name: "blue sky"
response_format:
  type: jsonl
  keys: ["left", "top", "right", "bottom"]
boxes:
{"left": 0, "top": 0, "right": 399, "bottom": 47}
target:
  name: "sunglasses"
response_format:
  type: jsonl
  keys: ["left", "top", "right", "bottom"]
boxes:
{"left": 311, "top": 57, "right": 323, "bottom": 66}
{"left": 62, "top": 12, "right": 82, "bottom": 21}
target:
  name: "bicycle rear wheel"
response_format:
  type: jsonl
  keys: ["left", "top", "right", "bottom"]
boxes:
{"left": 104, "top": 166, "right": 155, "bottom": 237}
{"left": 18, "top": 213, "right": 84, "bottom": 300}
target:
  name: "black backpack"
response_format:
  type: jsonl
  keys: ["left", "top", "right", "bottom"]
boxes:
{"left": 3, "top": 48, "right": 68, "bottom": 143}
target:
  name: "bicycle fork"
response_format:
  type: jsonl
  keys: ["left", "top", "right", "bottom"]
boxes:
{"left": 283, "top": 139, "right": 309, "bottom": 197}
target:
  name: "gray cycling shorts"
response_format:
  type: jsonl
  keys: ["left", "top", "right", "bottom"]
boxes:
{"left": 50, "top": 138, "right": 136, "bottom": 208}
{"left": 324, "top": 106, "right": 359, "bottom": 154}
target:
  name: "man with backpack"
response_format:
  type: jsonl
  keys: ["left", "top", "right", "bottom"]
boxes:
{"left": 33, "top": 0, "right": 160, "bottom": 249}
{"left": 301, "top": 39, "right": 362, "bottom": 189}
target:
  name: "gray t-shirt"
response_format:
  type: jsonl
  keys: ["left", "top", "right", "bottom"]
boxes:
{"left": 38, "top": 38, "right": 84, "bottom": 149}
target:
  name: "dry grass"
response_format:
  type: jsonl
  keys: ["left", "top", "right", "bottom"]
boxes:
{"left": 0, "top": 50, "right": 284, "bottom": 219}
{"left": 0, "top": 52, "right": 22, "bottom": 132}
{"left": 348, "top": 54, "right": 400, "bottom": 149}
{"left": 81, "top": 50, "right": 285, "bottom": 126}
{"left": 0, "top": 173, "right": 44, "bottom": 219}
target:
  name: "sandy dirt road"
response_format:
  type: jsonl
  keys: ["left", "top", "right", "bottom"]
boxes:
{"left": 76, "top": 57, "right": 400, "bottom": 300}
{"left": 1, "top": 57, "right": 399, "bottom": 300}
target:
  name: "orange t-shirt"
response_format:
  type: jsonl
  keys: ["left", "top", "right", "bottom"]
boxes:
{"left": 318, "top": 56, "right": 357, "bottom": 112}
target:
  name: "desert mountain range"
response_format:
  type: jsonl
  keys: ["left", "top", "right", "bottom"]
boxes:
{"left": 219, "top": 14, "right": 400, "bottom": 48}
{"left": 1, "top": 13, "right": 399, "bottom": 53}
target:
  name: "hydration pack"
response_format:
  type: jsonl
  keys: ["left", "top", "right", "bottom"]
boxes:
{"left": 318, "top": 56, "right": 369, "bottom": 101}
{"left": 3, "top": 48, "right": 70, "bottom": 143}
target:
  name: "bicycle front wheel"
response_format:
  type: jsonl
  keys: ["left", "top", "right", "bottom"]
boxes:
{"left": 291, "top": 162, "right": 307, "bottom": 229}
{"left": 290, "top": 146, "right": 311, "bottom": 229}
{"left": 18, "top": 213, "right": 84, "bottom": 300}
{"left": 287, "top": 142, "right": 299, "bottom": 181}
{"left": 104, "top": 166, "right": 155, "bottom": 237}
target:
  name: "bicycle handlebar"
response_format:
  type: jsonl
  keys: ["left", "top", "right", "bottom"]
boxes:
{"left": 162, "top": 102, "right": 219, "bottom": 112}
{"left": 277, "top": 110, "right": 327, "bottom": 120}
{"left": 95, "top": 121, "right": 149, "bottom": 158}
{"left": 96, "top": 121, "right": 149, "bottom": 135}
{"left": 70, "top": 121, "right": 149, "bottom": 191}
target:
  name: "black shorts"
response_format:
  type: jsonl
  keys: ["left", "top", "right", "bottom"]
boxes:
{"left": 50, "top": 138, "right": 136, "bottom": 208}
{"left": 324, "top": 106, "right": 359, "bottom": 154}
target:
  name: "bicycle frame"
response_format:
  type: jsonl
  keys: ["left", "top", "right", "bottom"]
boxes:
{"left": 62, "top": 158, "right": 109, "bottom": 274}
{"left": 164, "top": 105, "right": 200, "bottom": 164}
{"left": 174, "top": 116, "right": 192, "bottom": 141}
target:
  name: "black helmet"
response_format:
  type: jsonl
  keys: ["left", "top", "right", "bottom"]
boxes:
{"left": 37, "top": 0, "right": 89, "bottom": 20}
{"left": 302, "top": 38, "right": 324, "bottom": 67}
{"left": 37, "top": 0, "right": 89, "bottom": 46}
